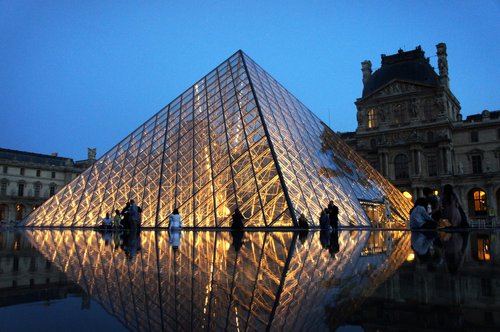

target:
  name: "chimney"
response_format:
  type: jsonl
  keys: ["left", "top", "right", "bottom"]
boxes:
{"left": 436, "top": 43, "right": 449, "bottom": 88}
{"left": 361, "top": 60, "right": 372, "bottom": 85}
{"left": 87, "top": 148, "right": 96, "bottom": 161}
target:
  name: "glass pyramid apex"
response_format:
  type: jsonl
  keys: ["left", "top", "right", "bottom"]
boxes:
{"left": 21, "top": 50, "right": 411, "bottom": 228}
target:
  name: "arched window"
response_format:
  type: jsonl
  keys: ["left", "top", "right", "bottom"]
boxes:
{"left": 469, "top": 188, "right": 487, "bottom": 216}
{"left": 394, "top": 154, "right": 409, "bottom": 179}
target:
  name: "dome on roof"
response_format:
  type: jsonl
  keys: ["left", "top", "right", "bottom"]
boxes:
{"left": 362, "top": 47, "right": 440, "bottom": 97}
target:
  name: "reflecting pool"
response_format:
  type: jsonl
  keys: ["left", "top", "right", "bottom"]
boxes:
{"left": 1, "top": 229, "right": 499, "bottom": 331}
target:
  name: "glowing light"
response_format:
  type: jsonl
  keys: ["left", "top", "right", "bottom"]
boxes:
{"left": 403, "top": 191, "right": 413, "bottom": 201}
{"left": 406, "top": 252, "right": 415, "bottom": 262}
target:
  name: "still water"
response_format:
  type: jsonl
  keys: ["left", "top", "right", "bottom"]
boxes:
{"left": 0, "top": 229, "right": 498, "bottom": 331}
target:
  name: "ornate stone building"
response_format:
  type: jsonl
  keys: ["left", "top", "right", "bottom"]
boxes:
{"left": 343, "top": 43, "right": 500, "bottom": 223}
{"left": 0, "top": 148, "right": 96, "bottom": 224}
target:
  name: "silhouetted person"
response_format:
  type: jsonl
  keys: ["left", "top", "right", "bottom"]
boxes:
{"left": 121, "top": 202, "right": 131, "bottom": 229}
{"left": 128, "top": 199, "right": 139, "bottom": 233}
{"left": 298, "top": 213, "right": 309, "bottom": 229}
{"left": 328, "top": 201, "right": 339, "bottom": 229}
{"left": 423, "top": 187, "right": 441, "bottom": 221}
{"left": 319, "top": 208, "right": 330, "bottom": 230}
{"left": 231, "top": 209, "right": 244, "bottom": 230}
{"left": 441, "top": 184, "right": 468, "bottom": 228}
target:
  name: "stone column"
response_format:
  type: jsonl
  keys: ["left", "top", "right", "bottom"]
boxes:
{"left": 436, "top": 43, "right": 449, "bottom": 88}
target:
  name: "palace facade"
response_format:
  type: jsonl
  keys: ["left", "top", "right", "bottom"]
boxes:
{"left": 342, "top": 43, "right": 500, "bottom": 223}
{"left": 0, "top": 148, "right": 95, "bottom": 224}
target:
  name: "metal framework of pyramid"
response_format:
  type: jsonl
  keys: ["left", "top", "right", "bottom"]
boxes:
{"left": 22, "top": 50, "right": 411, "bottom": 228}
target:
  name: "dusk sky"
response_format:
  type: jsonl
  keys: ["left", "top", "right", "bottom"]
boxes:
{"left": 1, "top": 1, "right": 499, "bottom": 161}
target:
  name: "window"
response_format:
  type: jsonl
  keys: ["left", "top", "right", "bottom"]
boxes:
{"left": 36, "top": 170, "right": 41, "bottom": 177}
{"left": 18, "top": 183, "right": 24, "bottom": 197}
{"left": 471, "top": 131, "right": 479, "bottom": 142}
{"left": 426, "top": 131, "right": 434, "bottom": 142}
{"left": 394, "top": 154, "right": 409, "bottom": 179}
{"left": 477, "top": 234, "right": 491, "bottom": 261}
{"left": 0, "top": 180, "right": 7, "bottom": 195}
{"left": 367, "top": 109, "right": 378, "bottom": 128}
{"left": 0, "top": 204, "right": 6, "bottom": 221}
{"left": 471, "top": 155, "right": 482, "bottom": 174}
{"left": 34, "top": 183, "right": 41, "bottom": 198}
{"left": 427, "top": 155, "right": 437, "bottom": 176}
{"left": 49, "top": 184, "right": 56, "bottom": 197}
{"left": 20, "top": 168, "right": 25, "bottom": 176}
{"left": 2, "top": 166, "right": 7, "bottom": 174}
{"left": 51, "top": 171, "right": 56, "bottom": 179}
{"left": 473, "top": 189, "right": 487, "bottom": 215}
{"left": 15, "top": 204, "right": 24, "bottom": 220}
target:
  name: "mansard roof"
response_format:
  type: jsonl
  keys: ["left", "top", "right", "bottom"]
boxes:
{"left": 0, "top": 147, "right": 75, "bottom": 167}
{"left": 362, "top": 46, "right": 440, "bottom": 98}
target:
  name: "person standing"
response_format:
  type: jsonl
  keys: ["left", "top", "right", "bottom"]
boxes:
{"left": 319, "top": 208, "right": 330, "bottom": 230}
{"left": 440, "top": 184, "right": 468, "bottom": 228}
{"left": 169, "top": 208, "right": 182, "bottom": 230}
{"left": 328, "top": 200, "right": 339, "bottom": 229}
{"left": 298, "top": 213, "right": 309, "bottom": 229}
{"left": 101, "top": 212, "right": 113, "bottom": 230}
{"left": 231, "top": 208, "right": 244, "bottom": 230}
{"left": 128, "top": 199, "right": 139, "bottom": 232}
{"left": 113, "top": 209, "right": 122, "bottom": 229}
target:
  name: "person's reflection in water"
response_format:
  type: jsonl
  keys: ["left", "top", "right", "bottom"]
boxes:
{"left": 230, "top": 229, "right": 245, "bottom": 253}
{"left": 328, "top": 229, "right": 340, "bottom": 258}
{"left": 169, "top": 229, "right": 182, "bottom": 251}
{"left": 441, "top": 231, "right": 468, "bottom": 274}
{"left": 319, "top": 228, "right": 331, "bottom": 249}
{"left": 411, "top": 230, "right": 440, "bottom": 272}
{"left": 298, "top": 229, "right": 309, "bottom": 245}
{"left": 122, "top": 230, "right": 141, "bottom": 261}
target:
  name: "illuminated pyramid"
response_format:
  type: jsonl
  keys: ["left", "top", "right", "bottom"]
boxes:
{"left": 21, "top": 51, "right": 411, "bottom": 228}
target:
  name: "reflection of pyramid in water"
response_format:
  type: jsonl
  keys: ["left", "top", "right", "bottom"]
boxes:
{"left": 23, "top": 229, "right": 411, "bottom": 331}
{"left": 23, "top": 51, "right": 411, "bottom": 228}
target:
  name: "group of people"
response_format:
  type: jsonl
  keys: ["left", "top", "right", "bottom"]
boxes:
{"left": 100, "top": 199, "right": 143, "bottom": 231}
{"left": 298, "top": 200, "right": 339, "bottom": 230}
{"left": 410, "top": 185, "right": 469, "bottom": 230}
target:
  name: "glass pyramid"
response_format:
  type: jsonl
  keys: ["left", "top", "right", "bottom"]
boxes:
{"left": 21, "top": 51, "right": 411, "bottom": 228}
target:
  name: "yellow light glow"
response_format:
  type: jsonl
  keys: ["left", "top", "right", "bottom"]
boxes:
{"left": 406, "top": 252, "right": 415, "bottom": 262}
{"left": 403, "top": 191, "right": 413, "bottom": 201}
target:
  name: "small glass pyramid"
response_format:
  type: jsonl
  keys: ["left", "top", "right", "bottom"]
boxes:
{"left": 21, "top": 51, "right": 411, "bottom": 228}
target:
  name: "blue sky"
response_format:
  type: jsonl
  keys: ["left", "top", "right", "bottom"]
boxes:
{"left": 1, "top": 1, "right": 499, "bottom": 160}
